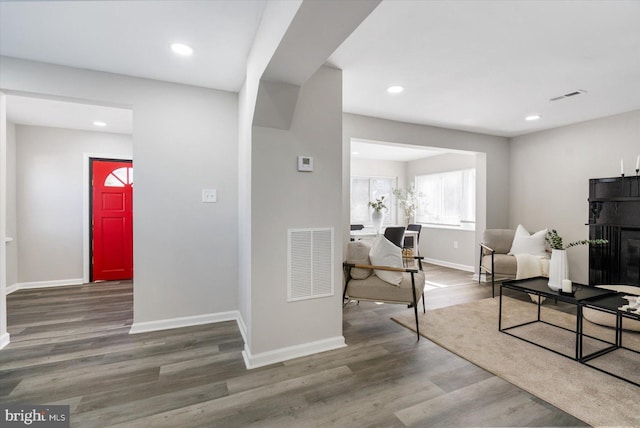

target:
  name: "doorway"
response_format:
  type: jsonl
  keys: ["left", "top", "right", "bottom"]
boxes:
{"left": 91, "top": 158, "right": 133, "bottom": 281}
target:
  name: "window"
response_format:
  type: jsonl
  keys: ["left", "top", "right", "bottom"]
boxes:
{"left": 415, "top": 169, "right": 475, "bottom": 228}
{"left": 350, "top": 176, "right": 396, "bottom": 225}
{"left": 104, "top": 167, "right": 133, "bottom": 187}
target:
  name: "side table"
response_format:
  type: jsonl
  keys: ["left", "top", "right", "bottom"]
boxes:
{"left": 580, "top": 293, "right": 640, "bottom": 386}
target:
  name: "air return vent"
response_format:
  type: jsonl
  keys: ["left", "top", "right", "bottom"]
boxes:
{"left": 288, "top": 228, "right": 334, "bottom": 302}
{"left": 550, "top": 89, "right": 587, "bottom": 102}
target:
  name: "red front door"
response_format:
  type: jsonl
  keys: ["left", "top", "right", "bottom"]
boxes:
{"left": 92, "top": 159, "right": 133, "bottom": 281}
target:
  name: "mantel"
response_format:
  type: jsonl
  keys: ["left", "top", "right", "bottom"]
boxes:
{"left": 589, "top": 197, "right": 640, "bottom": 203}
{"left": 590, "top": 176, "right": 640, "bottom": 199}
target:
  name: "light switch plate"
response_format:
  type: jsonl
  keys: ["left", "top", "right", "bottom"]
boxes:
{"left": 202, "top": 189, "right": 217, "bottom": 203}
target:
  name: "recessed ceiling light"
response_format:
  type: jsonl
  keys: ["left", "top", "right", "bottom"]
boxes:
{"left": 525, "top": 115, "right": 541, "bottom": 121}
{"left": 171, "top": 43, "right": 193, "bottom": 56}
{"left": 387, "top": 85, "right": 404, "bottom": 94}
{"left": 93, "top": 121, "right": 107, "bottom": 127}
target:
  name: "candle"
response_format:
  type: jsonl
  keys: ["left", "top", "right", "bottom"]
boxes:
{"left": 636, "top": 155, "right": 639, "bottom": 171}
{"left": 621, "top": 159, "right": 624, "bottom": 175}
{"left": 562, "top": 279, "right": 572, "bottom": 293}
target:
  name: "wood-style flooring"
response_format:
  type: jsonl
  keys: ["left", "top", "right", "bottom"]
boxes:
{"left": 1, "top": 265, "right": 588, "bottom": 427}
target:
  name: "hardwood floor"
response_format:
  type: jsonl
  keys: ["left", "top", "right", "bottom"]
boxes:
{"left": 1, "top": 266, "right": 588, "bottom": 427}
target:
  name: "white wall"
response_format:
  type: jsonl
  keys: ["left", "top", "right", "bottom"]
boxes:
{"left": 238, "top": 0, "right": 303, "bottom": 348}
{"left": 0, "top": 93, "right": 8, "bottom": 348}
{"left": 249, "top": 66, "right": 344, "bottom": 360}
{"left": 15, "top": 125, "right": 132, "bottom": 284}
{"left": 6, "top": 120, "right": 17, "bottom": 288}
{"left": 509, "top": 109, "right": 640, "bottom": 284}
{"left": 407, "top": 153, "right": 476, "bottom": 270}
{"left": 1, "top": 57, "right": 239, "bottom": 326}
{"left": 343, "top": 113, "right": 510, "bottom": 273}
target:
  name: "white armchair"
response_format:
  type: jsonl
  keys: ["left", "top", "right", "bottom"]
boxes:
{"left": 343, "top": 240, "right": 426, "bottom": 339}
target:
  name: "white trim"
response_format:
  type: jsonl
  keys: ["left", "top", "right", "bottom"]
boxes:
{"left": 15, "top": 278, "right": 84, "bottom": 290}
{"left": 0, "top": 93, "right": 8, "bottom": 355}
{"left": 242, "top": 336, "right": 346, "bottom": 370}
{"left": 82, "top": 153, "right": 133, "bottom": 284}
{"left": 420, "top": 223, "right": 476, "bottom": 232}
{"left": 5, "top": 283, "right": 18, "bottom": 294}
{"left": 473, "top": 273, "right": 492, "bottom": 282}
{"left": 236, "top": 313, "right": 248, "bottom": 345}
{"left": 129, "top": 310, "right": 241, "bottom": 335}
{"left": 0, "top": 332, "right": 10, "bottom": 350}
{"left": 424, "top": 257, "right": 474, "bottom": 273}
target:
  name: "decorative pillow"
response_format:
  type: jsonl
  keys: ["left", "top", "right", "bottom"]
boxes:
{"left": 369, "top": 235, "right": 404, "bottom": 285}
{"left": 508, "top": 224, "right": 548, "bottom": 257}
{"left": 346, "top": 240, "right": 373, "bottom": 279}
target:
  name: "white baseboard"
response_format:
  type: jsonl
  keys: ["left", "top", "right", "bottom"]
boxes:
{"left": 242, "top": 336, "right": 346, "bottom": 370}
{"left": 236, "top": 314, "right": 248, "bottom": 345}
{"left": 0, "top": 332, "right": 10, "bottom": 350}
{"left": 129, "top": 310, "right": 241, "bottom": 335}
{"left": 474, "top": 273, "right": 489, "bottom": 282}
{"left": 130, "top": 310, "right": 344, "bottom": 371}
{"left": 14, "top": 278, "right": 84, "bottom": 291}
{"left": 424, "top": 258, "right": 474, "bottom": 273}
{"left": 5, "top": 283, "right": 19, "bottom": 294}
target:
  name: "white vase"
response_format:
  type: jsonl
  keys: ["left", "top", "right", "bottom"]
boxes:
{"left": 371, "top": 210, "right": 384, "bottom": 232}
{"left": 548, "top": 249, "right": 569, "bottom": 291}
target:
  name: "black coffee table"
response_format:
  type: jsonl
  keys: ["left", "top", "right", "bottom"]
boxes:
{"left": 500, "top": 277, "right": 615, "bottom": 360}
{"left": 580, "top": 293, "right": 640, "bottom": 386}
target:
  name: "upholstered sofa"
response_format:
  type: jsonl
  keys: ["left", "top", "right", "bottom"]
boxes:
{"left": 344, "top": 239, "right": 426, "bottom": 338}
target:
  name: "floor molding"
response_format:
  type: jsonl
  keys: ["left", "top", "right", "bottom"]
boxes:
{"left": 5, "top": 283, "right": 19, "bottom": 295}
{"left": 0, "top": 332, "right": 10, "bottom": 350}
{"left": 242, "top": 336, "right": 346, "bottom": 370}
{"left": 129, "top": 310, "right": 241, "bottom": 335}
{"left": 236, "top": 313, "right": 249, "bottom": 345}
{"left": 424, "top": 258, "right": 474, "bottom": 273}
{"left": 10, "top": 278, "right": 84, "bottom": 292}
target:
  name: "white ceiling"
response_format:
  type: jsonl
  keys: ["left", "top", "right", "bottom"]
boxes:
{"left": 329, "top": 0, "right": 640, "bottom": 137}
{"left": 5, "top": 95, "right": 132, "bottom": 135}
{"left": 0, "top": 0, "right": 266, "bottom": 91}
{"left": 1, "top": 0, "right": 639, "bottom": 138}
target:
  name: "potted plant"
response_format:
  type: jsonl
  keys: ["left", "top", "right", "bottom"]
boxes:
{"left": 393, "top": 184, "right": 424, "bottom": 223}
{"left": 368, "top": 196, "right": 387, "bottom": 232}
{"left": 545, "top": 229, "right": 608, "bottom": 290}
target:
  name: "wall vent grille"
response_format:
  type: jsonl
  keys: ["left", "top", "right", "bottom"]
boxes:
{"left": 550, "top": 89, "right": 587, "bottom": 102}
{"left": 287, "top": 228, "right": 334, "bottom": 302}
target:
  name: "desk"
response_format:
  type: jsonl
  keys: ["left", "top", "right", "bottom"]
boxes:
{"left": 350, "top": 229, "right": 419, "bottom": 252}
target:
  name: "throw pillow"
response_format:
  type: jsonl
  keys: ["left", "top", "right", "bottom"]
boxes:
{"left": 508, "top": 224, "right": 548, "bottom": 257}
{"left": 369, "top": 235, "right": 404, "bottom": 285}
{"left": 346, "top": 240, "right": 373, "bottom": 279}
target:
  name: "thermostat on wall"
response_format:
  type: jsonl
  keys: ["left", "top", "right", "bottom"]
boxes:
{"left": 297, "top": 156, "right": 314, "bottom": 172}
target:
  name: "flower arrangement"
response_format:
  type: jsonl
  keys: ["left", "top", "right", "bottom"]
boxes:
{"left": 392, "top": 185, "right": 424, "bottom": 219}
{"left": 368, "top": 196, "right": 387, "bottom": 212}
{"left": 546, "top": 229, "right": 608, "bottom": 250}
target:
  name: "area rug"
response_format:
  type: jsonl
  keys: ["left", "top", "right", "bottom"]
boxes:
{"left": 392, "top": 297, "right": 640, "bottom": 428}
